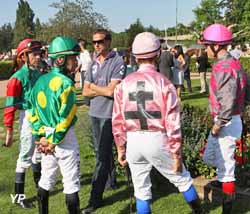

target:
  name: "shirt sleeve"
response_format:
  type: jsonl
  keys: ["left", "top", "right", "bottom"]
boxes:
{"left": 164, "top": 84, "right": 182, "bottom": 157}
{"left": 48, "top": 85, "right": 77, "bottom": 144}
{"left": 112, "top": 83, "right": 127, "bottom": 147}
{"left": 111, "top": 58, "right": 126, "bottom": 80}
{"left": 214, "top": 71, "right": 237, "bottom": 126}
{"left": 4, "top": 78, "right": 22, "bottom": 130}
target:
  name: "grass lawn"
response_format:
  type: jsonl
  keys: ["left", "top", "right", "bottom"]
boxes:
{"left": 0, "top": 80, "right": 249, "bottom": 214}
{"left": 182, "top": 78, "right": 209, "bottom": 109}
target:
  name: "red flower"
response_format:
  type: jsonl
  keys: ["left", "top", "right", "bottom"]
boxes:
{"left": 235, "top": 139, "right": 247, "bottom": 165}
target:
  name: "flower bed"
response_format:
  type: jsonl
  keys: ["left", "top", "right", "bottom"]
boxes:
{"left": 181, "top": 105, "right": 216, "bottom": 178}
{"left": 182, "top": 104, "right": 250, "bottom": 187}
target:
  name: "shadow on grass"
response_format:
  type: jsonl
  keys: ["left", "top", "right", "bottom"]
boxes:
{"left": 113, "top": 168, "right": 181, "bottom": 214}
{"left": 182, "top": 91, "right": 209, "bottom": 101}
{"left": 202, "top": 182, "right": 250, "bottom": 214}
{"left": 114, "top": 168, "right": 250, "bottom": 214}
{"left": 24, "top": 172, "right": 94, "bottom": 205}
{"left": 80, "top": 172, "right": 93, "bottom": 186}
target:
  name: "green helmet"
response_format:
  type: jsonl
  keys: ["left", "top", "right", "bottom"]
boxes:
{"left": 48, "top": 36, "right": 80, "bottom": 59}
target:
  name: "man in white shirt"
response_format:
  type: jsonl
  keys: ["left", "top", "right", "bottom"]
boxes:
{"left": 230, "top": 44, "right": 242, "bottom": 60}
{"left": 76, "top": 39, "right": 92, "bottom": 89}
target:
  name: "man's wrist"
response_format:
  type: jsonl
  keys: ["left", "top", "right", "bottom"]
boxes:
{"left": 173, "top": 151, "right": 182, "bottom": 160}
{"left": 117, "top": 145, "right": 126, "bottom": 154}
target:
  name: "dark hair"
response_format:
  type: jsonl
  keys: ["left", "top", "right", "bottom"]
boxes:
{"left": 174, "top": 45, "right": 184, "bottom": 57}
{"left": 93, "top": 29, "right": 112, "bottom": 41}
{"left": 78, "top": 38, "right": 87, "bottom": 48}
{"left": 10, "top": 55, "right": 23, "bottom": 74}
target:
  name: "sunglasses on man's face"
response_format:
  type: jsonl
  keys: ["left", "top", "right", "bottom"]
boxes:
{"left": 92, "top": 39, "right": 105, "bottom": 45}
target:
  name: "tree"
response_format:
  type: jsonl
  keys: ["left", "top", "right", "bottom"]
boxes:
{"left": 34, "top": 18, "right": 42, "bottom": 39}
{"left": 13, "top": 0, "right": 35, "bottom": 47}
{"left": 166, "top": 26, "right": 176, "bottom": 36}
{"left": 193, "top": 0, "right": 222, "bottom": 33}
{"left": 219, "top": 0, "right": 247, "bottom": 26}
{"left": 125, "top": 19, "right": 145, "bottom": 47}
{"left": 0, "top": 23, "right": 14, "bottom": 52}
{"left": 146, "top": 25, "right": 164, "bottom": 37}
{"left": 217, "top": 0, "right": 250, "bottom": 42}
{"left": 43, "top": 0, "right": 108, "bottom": 42}
{"left": 111, "top": 32, "right": 128, "bottom": 49}
{"left": 240, "top": 1, "right": 250, "bottom": 41}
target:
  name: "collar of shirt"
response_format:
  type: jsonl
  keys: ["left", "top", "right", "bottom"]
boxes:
{"left": 137, "top": 63, "right": 156, "bottom": 72}
{"left": 215, "top": 52, "right": 232, "bottom": 63}
{"left": 94, "top": 50, "right": 116, "bottom": 63}
{"left": 51, "top": 67, "right": 61, "bottom": 73}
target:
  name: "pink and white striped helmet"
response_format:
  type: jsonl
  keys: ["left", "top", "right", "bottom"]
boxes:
{"left": 132, "top": 32, "right": 161, "bottom": 59}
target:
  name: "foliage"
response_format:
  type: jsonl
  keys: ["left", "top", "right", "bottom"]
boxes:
{"left": 220, "top": 0, "right": 246, "bottom": 26}
{"left": 34, "top": 18, "right": 42, "bottom": 40}
{"left": 240, "top": 1, "right": 250, "bottom": 42}
{"left": 181, "top": 105, "right": 216, "bottom": 178}
{"left": 0, "top": 61, "right": 13, "bottom": 79}
{"left": 218, "top": 0, "right": 250, "bottom": 42}
{"left": 111, "top": 32, "right": 128, "bottom": 50}
{"left": 235, "top": 105, "right": 250, "bottom": 187}
{"left": 0, "top": 23, "right": 14, "bottom": 52}
{"left": 37, "top": 0, "right": 108, "bottom": 43}
{"left": 146, "top": 25, "right": 164, "bottom": 37}
{"left": 240, "top": 57, "right": 250, "bottom": 74}
{"left": 125, "top": 19, "right": 145, "bottom": 47}
{"left": 192, "top": 0, "right": 222, "bottom": 34}
{"left": 188, "top": 57, "right": 250, "bottom": 74}
{"left": 112, "top": 20, "right": 166, "bottom": 49}
{"left": 13, "top": 0, "right": 35, "bottom": 47}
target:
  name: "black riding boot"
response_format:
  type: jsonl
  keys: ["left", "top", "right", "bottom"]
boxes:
{"left": 66, "top": 192, "right": 80, "bottom": 214}
{"left": 222, "top": 193, "right": 235, "bottom": 214}
{"left": 38, "top": 187, "right": 49, "bottom": 214}
{"left": 15, "top": 172, "right": 34, "bottom": 209}
{"left": 188, "top": 198, "right": 202, "bottom": 214}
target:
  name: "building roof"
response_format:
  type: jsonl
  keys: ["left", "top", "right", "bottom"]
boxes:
{"left": 162, "top": 34, "right": 193, "bottom": 41}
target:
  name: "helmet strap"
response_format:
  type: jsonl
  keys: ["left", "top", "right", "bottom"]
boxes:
{"left": 209, "top": 44, "right": 224, "bottom": 58}
{"left": 55, "top": 56, "right": 72, "bottom": 77}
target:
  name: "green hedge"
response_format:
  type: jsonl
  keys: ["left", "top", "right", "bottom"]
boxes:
{"left": 0, "top": 60, "right": 13, "bottom": 79}
{"left": 189, "top": 57, "right": 250, "bottom": 73}
{"left": 240, "top": 57, "right": 250, "bottom": 73}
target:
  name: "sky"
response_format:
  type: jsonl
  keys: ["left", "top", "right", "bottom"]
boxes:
{"left": 0, "top": 0, "right": 202, "bottom": 33}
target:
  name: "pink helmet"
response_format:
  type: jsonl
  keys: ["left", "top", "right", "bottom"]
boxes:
{"left": 202, "top": 23, "right": 232, "bottom": 45}
{"left": 132, "top": 32, "right": 161, "bottom": 59}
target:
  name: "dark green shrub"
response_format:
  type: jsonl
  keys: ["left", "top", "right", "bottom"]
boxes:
{"left": 189, "top": 57, "right": 250, "bottom": 74}
{"left": 0, "top": 60, "right": 13, "bottom": 79}
{"left": 240, "top": 57, "right": 250, "bottom": 74}
{"left": 181, "top": 105, "right": 216, "bottom": 178}
{"left": 189, "top": 58, "right": 213, "bottom": 73}
{"left": 235, "top": 105, "right": 250, "bottom": 187}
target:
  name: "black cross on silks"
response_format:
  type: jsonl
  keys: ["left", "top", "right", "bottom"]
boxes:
{"left": 124, "top": 81, "right": 162, "bottom": 130}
